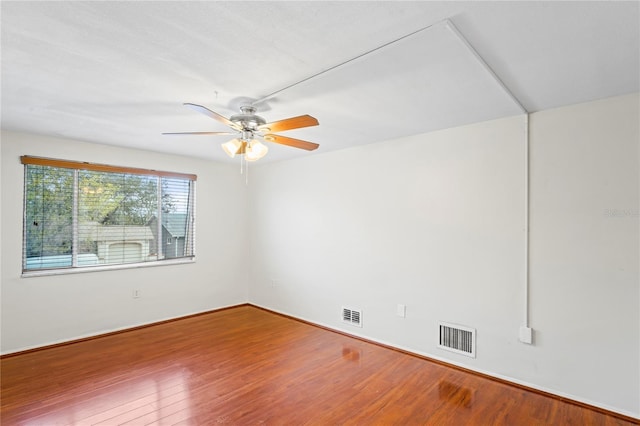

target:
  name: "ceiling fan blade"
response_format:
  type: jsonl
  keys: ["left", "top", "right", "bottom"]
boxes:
{"left": 184, "top": 103, "right": 241, "bottom": 131}
{"left": 258, "top": 115, "right": 319, "bottom": 133}
{"left": 162, "top": 131, "right": 235, "bottom": 136}
{"left": 263, "top": 134, "right": 319, "bottom": 151}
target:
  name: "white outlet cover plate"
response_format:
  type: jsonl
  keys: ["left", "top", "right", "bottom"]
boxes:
{"left": 519, "top": 326, "right": 532, "bottom": 344}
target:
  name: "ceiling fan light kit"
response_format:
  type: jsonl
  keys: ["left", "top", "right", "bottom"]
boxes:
{"left": 222, "top": 138, "right": 269, "bottom": 161}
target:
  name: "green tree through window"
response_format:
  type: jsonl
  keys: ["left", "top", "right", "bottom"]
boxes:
{"left": 22, "top": 157, "right": 196, "bottom": 272}
{"left": 25, "top": 166, "right": 74, "bottom": 261}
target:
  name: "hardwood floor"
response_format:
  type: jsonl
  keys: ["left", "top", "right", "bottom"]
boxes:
{"left": 1, "top": 305, "right": 636, "bottom": 425}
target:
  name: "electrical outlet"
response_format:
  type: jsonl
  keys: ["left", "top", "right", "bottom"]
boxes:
{"left": 271, "top": 279, "right": 279, "bottom": 287}
{"left": 132, "top": 289, "right": 141, "bottom": 298}
{"left": 396, "top": 304, "right": 406, "bottom": 318}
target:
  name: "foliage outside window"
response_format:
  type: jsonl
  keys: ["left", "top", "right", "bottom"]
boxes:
{"left": 22, "top": 156, "right": 196, "bottom": 273}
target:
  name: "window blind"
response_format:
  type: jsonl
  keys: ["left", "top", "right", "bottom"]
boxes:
{"left": 22, "top": 156, "right": 196, "bottom": 272}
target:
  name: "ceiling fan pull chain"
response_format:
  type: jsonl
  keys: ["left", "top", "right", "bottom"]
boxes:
{"left": 245, "top": 157, "right": 249, "bottom": 185}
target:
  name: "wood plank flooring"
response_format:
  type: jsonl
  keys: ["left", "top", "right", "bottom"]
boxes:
{"left": 1, "top": 305, "right": 636, "bottom": 425}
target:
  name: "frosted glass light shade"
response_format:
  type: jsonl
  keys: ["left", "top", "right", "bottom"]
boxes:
{"left": 245, "top": 140, "right": 268, "bottom": 162}
{"left": 221, "top": 139, "right": 243, "bottom": 158}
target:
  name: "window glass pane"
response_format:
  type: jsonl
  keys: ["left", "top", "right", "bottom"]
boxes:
{"left": 24, "top": 165, "right": 74, "bottom": 270}
{"left": 157, "top": 177, "right": 193, "bottom": 259}
{"left": 78, "top": 171, "right": 158, "bottom": 266}
{"left": 23, "top": 160, "right": 195, "bottom": 273}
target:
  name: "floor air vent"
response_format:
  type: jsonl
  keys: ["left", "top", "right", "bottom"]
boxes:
{"left": 342, "top": 307, "right": 362, "bottom": 327}
{"left": 438, "top": 322, "right": 476, "bottom": 358}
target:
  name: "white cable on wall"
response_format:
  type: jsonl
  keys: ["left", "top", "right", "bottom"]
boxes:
{"left": 445, "top": 19, "right": 532, "bottom": 338}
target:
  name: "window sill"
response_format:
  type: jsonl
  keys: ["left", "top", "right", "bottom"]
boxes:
{"left": 21, "top": 257, "right": 195, "bottom": 278}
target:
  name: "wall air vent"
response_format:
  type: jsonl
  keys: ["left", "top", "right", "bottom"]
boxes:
{"left": 342, "top": 307, "right": 362, "bottom": 327}
{"left": 438, "top": 322, "right": 476, "bottom": 358}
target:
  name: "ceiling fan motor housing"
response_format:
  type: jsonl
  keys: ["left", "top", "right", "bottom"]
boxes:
{"left": 230, "top": 105, "right": 266, "bottom": 131}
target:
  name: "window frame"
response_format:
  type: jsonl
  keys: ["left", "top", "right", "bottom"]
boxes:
{"left": 21, "top": 156, "right": 197, "bottom": 277}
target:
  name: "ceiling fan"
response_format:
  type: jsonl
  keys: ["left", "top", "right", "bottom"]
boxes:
{"left": 164, "top": 103, "right": 319, "bottom": 162}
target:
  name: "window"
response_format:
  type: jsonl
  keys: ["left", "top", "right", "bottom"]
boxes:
{"left": 22, "top": 156, "right": 196, "bottom": 273}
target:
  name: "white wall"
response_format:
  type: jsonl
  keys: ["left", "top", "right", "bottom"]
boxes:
{"left": 1, "top": 131, "right": 249, "bottom": 353}
{"left": 528, "top": 94, "right": 639, "bottom": 415}
{"left": 247, "top": 94, "right": 639, "bottom": 417}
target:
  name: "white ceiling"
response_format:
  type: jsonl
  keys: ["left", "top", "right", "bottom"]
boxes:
{"left": 2, "top": 1, "right": 638, "bottom": 164}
